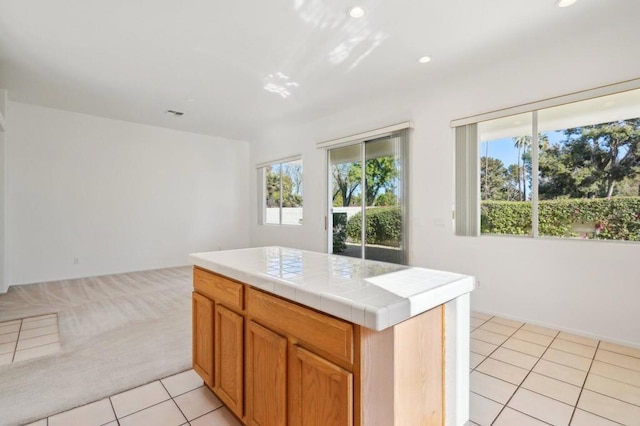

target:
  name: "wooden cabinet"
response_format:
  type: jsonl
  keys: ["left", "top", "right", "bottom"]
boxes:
{"left": 289, "top": 345, "right": 353, "bottom": 426}
{"left": 215, "top": 304, "right": 244, "bottom": 416}
{"left": 246, "top": 287, "right": 355, "bottom": 426}
{"left": 246, "top": 321, "right": 287, "bottom": 426}
{"left": 193, "top": 267, "right": 354, "bottom": 425}
{"left": 192, "top": 291, "right": 214, "bottom": 387}
{"left": 192, "top": 266, "right": 445, "bottom": 426}
{"left": 193, "top": 267, "right": 245, "bottom": 419}
{"left": 247, "top": 288, "right": 353, "bottom": 365}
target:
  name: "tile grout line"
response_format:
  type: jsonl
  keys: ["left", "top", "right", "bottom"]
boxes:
{"left": 531, "top": 354, "right": 640, "bottom": 402}
{"left": 472, "top": 333, "right": 596, "bottom": 368}
{"left": 587, "top": 365, "right": 640, "bottom": 390}
{"left": 469, "top": 315, "right": 497, "bottom": 371}
{"left": 470, "top": 316, "right": 501, "bottom": 373}
{"left": 159, "top": 378, "right": 190, "bottom": 424}
{"left": 488, "top": 326, "right": 560, "bottom": 426}
{"left": 0, "top": 328, "right": 21, "bottom": 337}
{"left": 38, "top": 370, "right": 204, "bottom": 425}
{"left": 107, "top": 394, "right": 119, "bottom": 426}
{"left": 471, "top": 316, "right": 640, "bottom": 421}
{"left": 519, "top": 359, "right": 586, "bottom": 388}
{"left": 597, "top": 345, "right": 640, "bottom": 359}
{"left": 576, "top": 384, "right": 640, "bottom": 411}
{"left": 470, "top": 316, "right": 527, "bottom": 373}
{"left": 476, "top": 314, "right": 607, "bottom": 345}
{"left": 473, "top": 318, "right": 640, "bottom": 424}
{"left": 188, "top": 404, "right": 228, "bottom": 424}
{"left": 161, "top": 370, "right": 205, "bottom": 398}
{"left": 5, "top": 313, "right": 61, "bottom": 364}
{"left": 113, "top": 397, "right": 173, "bottom": 422}
{"left": 14, "top": 312, "right": 58, "bottom": 322}
{"left": 14, "top": 340, "right": 61, "bottom": 355}
{"left": 68, "top": 378, "right": 175, "bottom": 422}
{"left": 596, "top": 348, "right": 640, "bottom": 366}
{"left": 472, "top": 319, "right": 531, "bottom": 423}
{"left": 18, "top": 330, "right": 59, "bottom": 341}
{"left": 567, "top": 340, "right": 601, "bottom": 425}
{"left": 11, "top": 319, "right": 23, "bottom": 363}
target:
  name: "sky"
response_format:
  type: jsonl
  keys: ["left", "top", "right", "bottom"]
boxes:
{"left": 480, "top": 130, "right": 565, "bottom": 168}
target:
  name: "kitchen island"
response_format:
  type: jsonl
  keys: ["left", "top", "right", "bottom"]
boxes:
{"left": 191, "top": 247, "right": 474, "bottom": 426}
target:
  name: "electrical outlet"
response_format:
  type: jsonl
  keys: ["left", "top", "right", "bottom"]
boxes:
{"left": 73, "top": 257, "right": 79, "bottom": 265}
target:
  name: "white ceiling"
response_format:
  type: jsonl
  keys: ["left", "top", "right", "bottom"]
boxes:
{"left": 1, "top": 0, "right": 638, "bottom": 142}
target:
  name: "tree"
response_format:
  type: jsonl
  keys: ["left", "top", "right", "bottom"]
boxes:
{"left": 331, "top": 156, "right": 398, "bottom": 207}
{"left": 539, "top": 119, "right": 640, "bottom": 198}
{"left": 332, "top": 162, "right": 361, "bottom": 207}
{"left": 505, "top": 164, "right": 524, "bottom": 201}
{"left": 265, "top": 166, "right": 280, "bottom": 207}
{"left": 615, "top": 174, "right": 640, "bottom": 196}
{"left": 480, "top": 157, "right": 508, "bottom": 200}
{"left": 513, "top": 136, "right": 530, "bottom": 200}
{"left": 365, "top": 157, "right": 398, "bottom": 205}
{"left": 577, "top": 119, "right": 640, "bottom": 197}
{"left": 266, "top": 166, "right": 303, "bottom": 208}
{"left": 278, "top": 173, "right": 302, "bottom": 207}
{"left": 375, "top": 190, "right": 398, "bottom": 206}
{"left": 513, "top": 134, "right": 549, "bottom": 200}
{"left": 284, "top": 163, "right": 303, "bottom": 196}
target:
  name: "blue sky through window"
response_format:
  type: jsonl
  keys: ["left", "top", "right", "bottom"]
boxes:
{"left": 480, "top": 131, "right": 565, "bottom": 168}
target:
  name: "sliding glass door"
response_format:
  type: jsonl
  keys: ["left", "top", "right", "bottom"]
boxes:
{"left": 328, "top": 131, "right": 407, "bottom": 264}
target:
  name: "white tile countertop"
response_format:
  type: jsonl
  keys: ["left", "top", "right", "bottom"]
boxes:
{"left": 190, "top": 246, "right": 475, "bottom": 331}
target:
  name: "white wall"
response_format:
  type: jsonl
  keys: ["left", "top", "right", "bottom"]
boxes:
{"left": 6, "top": 102, "right": 250, "bottom": 286}
{"left": 249, "top": 37, "right": 640, "bottom": 346}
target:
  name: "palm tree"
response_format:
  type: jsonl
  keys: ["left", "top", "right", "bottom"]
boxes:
{"left": 513, "top": 136, "right": 531, "bottom": 200}
{"left": 513, "top": 134, "right": 549, "bottom": 200}
{"left": 484, "top": 141, "right": 490, "bottom": 199}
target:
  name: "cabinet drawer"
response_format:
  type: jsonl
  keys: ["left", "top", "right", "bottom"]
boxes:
{"left": 248, "top": 288, "right": 353, "bottom": 364}
{"left": 193, "top": 267, "right": 244, "bottom": 311}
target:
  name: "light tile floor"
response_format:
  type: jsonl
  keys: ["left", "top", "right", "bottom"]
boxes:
{"left": 470, "top": 311, "right": 640, "bottom": 426}
{"left": 0, "top": 313, "right": 60, "bottom": 366}
{"left": 26, "top": 369, "right": 241, "bottom": 426}
{"left": 22, "top": 312, "right": 640, "bottom": 426}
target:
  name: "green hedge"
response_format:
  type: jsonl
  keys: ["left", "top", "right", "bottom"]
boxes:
{"left": 346, "top": 207, "right": 402, "bottom": 245}
{"left": 332, "top": 212, "right": 348, "bottom": 253}
{"left": 481, "top": 197, "right": 640, "bottom": 240}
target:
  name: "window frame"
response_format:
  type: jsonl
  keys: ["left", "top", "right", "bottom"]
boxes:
{"left": 454, "top": 79, "right": 640, "bottom": 242}
{"left": 322, "top": 127, "right": 410, "bottom": 265}
{"left": 257, "top": 156, "right": 303, "bottom": 226}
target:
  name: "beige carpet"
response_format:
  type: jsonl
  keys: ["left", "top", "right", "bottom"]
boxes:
{"left": 0, "top": 267, "right": 193, "bottom": 426}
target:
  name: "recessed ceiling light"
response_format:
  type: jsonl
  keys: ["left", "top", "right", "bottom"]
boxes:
{"left": 348, "top": 6, "right": 365, "bottom": 18}
{"left": 556, "top": 0, "right": 577, "bottom": 7}
{"left": 418, "top": 56, "right": 432, "bottom": 64}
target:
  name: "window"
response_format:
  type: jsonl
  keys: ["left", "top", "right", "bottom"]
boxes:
{"left": 261, "top": 158, "right": 303, "bottom": 225}
{"left": 456, "top": 85, "right": 640, "bottom": 242}
{"left": 326, "top": 129, "right": 409, "bottom": 265}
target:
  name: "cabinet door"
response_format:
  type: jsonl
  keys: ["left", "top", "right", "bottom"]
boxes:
{"left": 192, "top": 292, "right": 214, "bottom": 387}
{"left": 290, "top": 345, "right": 353, "bottom": 426}
{"left": 247, "top": 321, "right": 287, "bottom": 426}
{"left": 215, "top": 304, "right": 244, "bottom": 417}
